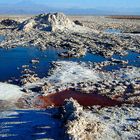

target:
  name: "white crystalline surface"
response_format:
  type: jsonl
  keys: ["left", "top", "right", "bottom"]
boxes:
{"left": 24, "top": 61, "right": 140, "bottom": 93}
{"left": 18, "top": 12, "right": 95, "bottom": 33}
{"left": 0, "top": 82, "right": 24, "bottom": 101}
{"left": 48, "top": 61, "right": 100, "bottom": 85}
{"left": 19, "top": 13, "right": 75, "bottom": 32}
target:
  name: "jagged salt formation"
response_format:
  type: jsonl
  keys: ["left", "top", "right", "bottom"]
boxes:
{"left": 63, "top": 99, "right": 140, "bottom": 140}
{"left": 63, "top": 99, "right": 120, "bottom": 140}
{"left": 18, "top": 13, "right": 76, "bottom": 32}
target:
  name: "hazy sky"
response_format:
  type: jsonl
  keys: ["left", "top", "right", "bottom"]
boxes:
{"left": 0, "top": 0, "right": 139, "bottom": 8}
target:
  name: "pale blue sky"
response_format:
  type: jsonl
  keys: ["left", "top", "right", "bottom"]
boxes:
{"left": 0, "top": 0, "right": 139, "bottom": 8}
{"left": 38, "top": 0, "right": 140, "bottom": 8}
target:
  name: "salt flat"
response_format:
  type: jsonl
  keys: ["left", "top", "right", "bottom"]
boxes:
{"left": 0, "top": 13, "right": 140, "bottom": 140}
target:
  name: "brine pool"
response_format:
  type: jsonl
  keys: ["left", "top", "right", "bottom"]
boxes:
{"left": 0, "top": 46, "right": 105, "bottom": 82}
{"left": 0, "top": 46, "right": 139, "bottom": 82}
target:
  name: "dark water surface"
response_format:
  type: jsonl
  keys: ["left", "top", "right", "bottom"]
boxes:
{"left": 105, "top": 51, "right": 140, "bottom": 71}
{"left": 0, "top": 46, "right": 139, "bottom": 81}
{"left": 0, "top": 46, "right": 106, "bottom": 81}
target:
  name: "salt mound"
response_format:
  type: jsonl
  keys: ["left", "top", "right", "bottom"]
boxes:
{"left": 18, "top": 12, "right": 75, "bottom": 32}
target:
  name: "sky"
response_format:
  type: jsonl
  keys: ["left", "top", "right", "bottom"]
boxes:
{"left": 0, "top": 0, "right": 140, "bottom": 9}
{"left": 0, "top": 0, "right": 139, "bottom": 15}
{"left": 38, "top": 0, "right": 140, "bottom": 8}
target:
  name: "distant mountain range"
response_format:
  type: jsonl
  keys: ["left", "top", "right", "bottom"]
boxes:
{"left": 0, "top": 1, "right": 139, "bottom": 15}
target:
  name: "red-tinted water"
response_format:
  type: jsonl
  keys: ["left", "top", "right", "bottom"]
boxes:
{"left": 34, "top": 89, "right": 122, "bottom": 108}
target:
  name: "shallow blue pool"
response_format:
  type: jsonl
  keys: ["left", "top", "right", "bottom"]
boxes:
{"left": 0, "top": 35, "right": 5, "bottom": 42}
{"left": 104, "top": 50, "right": 140, "bottom": 71}
{"left": 104, "top": 29, "right": 122, "bottom": 33}
{"left": 0, "top": 45, "right": 139, "bottom": 81}
{"left": 0, "top": 46, "right": 106, "bottom": 81}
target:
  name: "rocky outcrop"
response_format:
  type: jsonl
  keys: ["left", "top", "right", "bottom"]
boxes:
{"left": 1, "top": 19, "right": 19, "bottom": 27}
{"left": 58, "top": 48, "right": 87, "bottom": 58}
{"left": 74, "top": 20, "right": 83, "bottom": 26}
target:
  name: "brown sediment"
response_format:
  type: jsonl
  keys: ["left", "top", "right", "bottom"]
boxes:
{"left": 106, "top": 16, "right": 140, "bottom": 20}
{"left": 34, "top": 89, "right": 123, "bottom": 108}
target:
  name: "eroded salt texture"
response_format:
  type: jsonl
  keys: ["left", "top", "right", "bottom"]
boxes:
{"left": 24, "top": 61, "right": 140, "bottom": 92}
{"left": 64, "top": 99, "right": 140, "bottom": 140}
{"left": 48, "top": 61, "right": 100, "bottom": 85}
